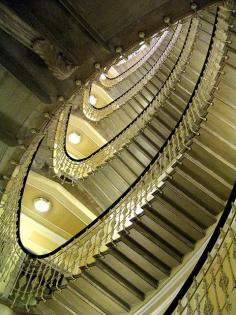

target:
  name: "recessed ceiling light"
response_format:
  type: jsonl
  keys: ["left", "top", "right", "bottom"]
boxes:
{"left": 34, "top": 197, "right": 51, "bottom": 213}
{"left": 100, "top": 73, "right": 106, "bottom": 80}
{"left": 68, "top": 131, "right": 81, "bottom": 144}
{"left": 89, "top": 95, "right": 97, "bottom": 106}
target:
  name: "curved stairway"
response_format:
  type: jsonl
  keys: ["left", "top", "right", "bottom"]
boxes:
{"left": 99, "top": 33, "right": 166, "bottom": 90}
{"left": 35, "top": 93, "right": 236, "bottom": 314}
{"left": 82, "top": 24, "right": 185, "bottom": 123}
{"left": 0, "top": 2, "right": 235, "bottom": 315}
{"left": 26, "top": 3, "right": 236, "bottom": 315}
{"left": 78, "top": 9, "right": 217, "bottom": 210}
{"left": 53, "top": 20, "right": 191, "bottom": 182}
{"left": 52, "top": 7, "right": 216, "bottom": 185}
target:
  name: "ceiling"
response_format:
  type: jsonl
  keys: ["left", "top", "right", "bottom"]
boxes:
{"left": 66, "top": 112, "right": 107, "bottom": 159}
{"left": 20, "top": 170, "right": 96, "bottom": 254}
{"left": 0, "top": 0, "right": 219, "bottom": 255}
{"left": 0, "top": 0, "right": 217, "bottom": 105}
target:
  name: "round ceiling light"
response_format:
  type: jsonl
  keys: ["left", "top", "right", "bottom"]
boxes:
{"left": 68, "top": 131, "right": 81, "bottom": 144}
{"left": 89, "top": 95, "right": 97, "bottom": 106}
{"left": 100, "top": 73, "right": 106, "bottom": 80}
{"left": 34, "top": 197, "right": 51, "bottom": 213}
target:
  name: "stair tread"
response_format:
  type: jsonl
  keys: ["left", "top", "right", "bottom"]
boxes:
{"left": 105, "top": 245, "right": 159, "bottom": 288}
{"left": 141, "top": 205, "right": 195, "bottom": 249}
{"left": 119, "top": 232, "right": 171, "bottom": 275}
{"left": 130, "top": 219, "right": 183, "bottom": 262}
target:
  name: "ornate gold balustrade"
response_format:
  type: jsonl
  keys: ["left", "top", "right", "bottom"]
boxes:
{"left": 47, "top": 4, "right": 230, "bottom": 273}
{"left": 0, "top": 91, "right": 80, "bottom": 307}
{"left": 53, "top": 18, "right": 197, "bottom": 181}
{"left": 83, "top": 23, "right": 184, "bottom": 121}
{"left": 0, "top": 2, "right": 233, "bottom": 311}
{"left": 100, "top": 33, "right": 168, "bottom": 88}
{"left": 104, "top": 36, "right": 157, "bottom": 81}
{"left": 171, "top": 201, "right": 236, "bottom": 315}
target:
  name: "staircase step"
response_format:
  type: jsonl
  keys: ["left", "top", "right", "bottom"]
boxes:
{"left": 101, "top": 164, "right": 130, "bottom": 194}
{"left": 214, "top": 81, "right": 236, "bottom": 112}
{"left": 59, "top": 293, "right": 95, "bottom": 315}
{"left": 130, "top": 219, "right": 183, "bottom": 263}
{"left": 81, "top": 177, "right": 111, "bottom": 209}
{"left": 151, "top": 116, "right": 172, "bottom": 138}
{"left": 45, "top": 295, "right": 76, "bottom": 315}
{"left": 183, "top": 154, "right": 232, "bottom": 201}
{"left": 200, "top": 126, "right": 236, "bottom": 165}
{"left": 34, "top": 302, "right": 56, "bottom": 315}
{"left": 173, "top": 168, "right": 225, "bottom": 214}
{"left": 97, "top": 249, "right": 157, "bottom": 291}
{"left": 163, "top": 181, "right": 216, "bottom": 228}
{"left": 126, "top": 142, "right": 151, "bottom": 166}
{"left": 157, "top": 108, "right": 178, "bottom": 130}
{"left": 140, "top": 206, "right": 195, "bottom": 253}
{"left": 120, "top": 230, "right": 174, "bottom": 273}
{"left": 81, "top": 263, "right": 143, "bottom": 306}
{"left": 75, "top": 272, "right": 131, "bottom": 313}
{"left": 146, "top": 122, "right": 166, "bottom": 147}
{"left": 141, "top": 126, "right": 162, "bottom": 149}
{"left": 133, "top": 134, "right": 157, "bottom": 158}
{"left": 150, "top": 194, "right": 206, "bottom": 241}
{"left": 91, "top": 171, "right": 121, "bottom": 202}
{"left": 192, "top": 138, "right": 236, "bottom": 184}
{"left": 95, "top": 259, "right": 145, "bottom": 301}
{"left": 202, "top": 119, "right": 236, "bottom": 151}
{"left": 63, "top": 286, "right": 106, "bottom": 315}
{"left": 115, "top": 234, "right": 170, "bottom": 279}
{"left": 108, "top": 247, "right": 159, "bottom": 288}
{"left": 119, "top": 149, "right": 144, "bottom": 176}
{"left": 110, "top": 156, "right": 137, "bottom": 184}
{"left": 208, "top": 100, "right": 236, "bottom": 130}
{"left": 122, "top": 104, "right": 139, "bottom": 120}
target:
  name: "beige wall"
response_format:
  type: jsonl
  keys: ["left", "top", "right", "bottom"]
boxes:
{"left": 230, "top": 289, "right": 236, "bottom": 314}
{"left": 0, "top": 304, "right": 16, "bottom": 315}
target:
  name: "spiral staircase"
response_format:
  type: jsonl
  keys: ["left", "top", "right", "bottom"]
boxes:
{"left": 0, "top": 1, "right": 236, "bottom": 315}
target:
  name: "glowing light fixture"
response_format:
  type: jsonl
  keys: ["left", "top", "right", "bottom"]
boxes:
{"left": 139, "top": 40, "right": 145, "bottom": 46}
{"left": 100, "top": 73, "right": 106, "bottom": 80}
{"left": 140, "top": 43, "right": 147, "bottom": 51}
{"left": 34, "top": 197, "right": 51, "bottom": 213}
{"left": 68, "top": 131, "right": 81, "bottom": 144}
{"left": 89, "top": 95, "right": 97, "bottom": 106}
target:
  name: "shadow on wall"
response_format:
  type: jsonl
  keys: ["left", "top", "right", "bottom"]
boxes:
{"left": 0, "top": 304, "right": 16, "bottom": 315}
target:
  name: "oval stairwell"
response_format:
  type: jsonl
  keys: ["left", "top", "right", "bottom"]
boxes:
{"left": 0, "top": 2, "right": 235, "bottom": 315}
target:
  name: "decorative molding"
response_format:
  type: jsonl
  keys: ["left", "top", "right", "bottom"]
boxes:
{"left": 0, "top": 3, "right": 78, "bottom": 80}
{"left": 27, "top": 170, "right": 96, "bottom": 224}
{"left": 32, "top": 39, "right": 78, "bottom": 80}
{"left": 0, "top": 3, "right": 37, "bottom": 48}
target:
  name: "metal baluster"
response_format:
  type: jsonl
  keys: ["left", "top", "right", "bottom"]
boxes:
{"left": 203, "top": 277, "right": 214, "bottom": 315}
{"left": 217, "top": 249, "right": 232, "bottom": 312}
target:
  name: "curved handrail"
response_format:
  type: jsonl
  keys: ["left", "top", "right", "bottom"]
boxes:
{"left": 109, "top": 40, "right": 153, "bottom": 75}
{"left": 100, "top": 35, "right": 163, "bottom": 86}
{"left": 83, "top": 26, "right": 182, "bottom": 121}
{"left": 1, "top": 3, "right": 232, "bottom": 310}
{"left": 85, "top": 30, "right": 171, "bottom": 111}
{"left": 25, "top": 2, "right": 222, "bottom": 260}
{"left": 53, "top": 19, "right": 195, "bottom": 180}
{"left": 44, "top": 3, "right": 228, "bottom": 264}
{"left": 163, "top": 181, "right": 236, "bottom": 315}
